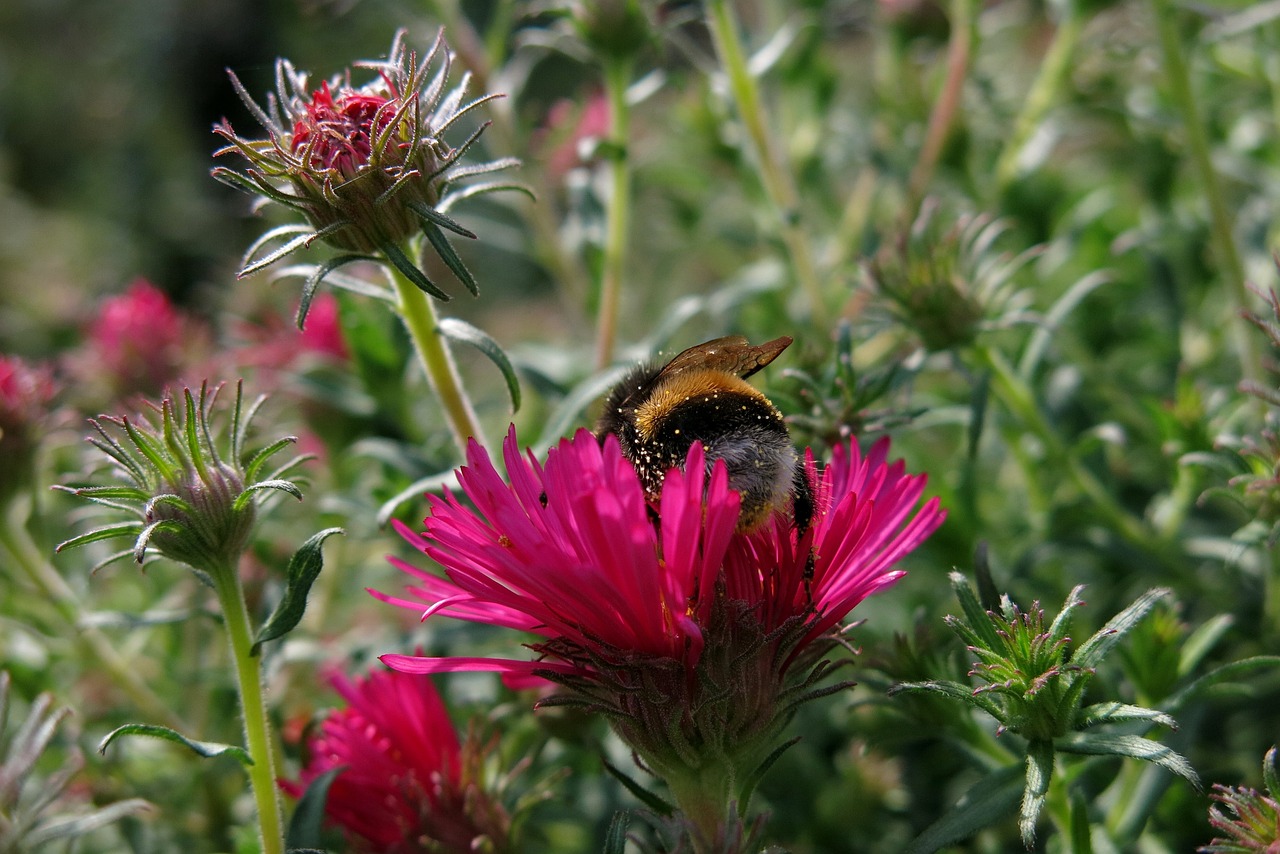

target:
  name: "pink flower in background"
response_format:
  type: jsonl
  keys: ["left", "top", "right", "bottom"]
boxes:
{"left": 87, "top": 279, "right": 192, "bottom": 396}
{"left": 281, "top": 667, "right": 510, "bottom": 854}
{"left": 298, "top": 293, "right": 348, "bottom": 361}
{"left": 379, "top": 426, "right": 945, "bottom": 682}
{"left": 535, "top": 93, "right": 610, "bottom": 181}
{"left": 0, "top": 354, "right": 57, "bottom": 503}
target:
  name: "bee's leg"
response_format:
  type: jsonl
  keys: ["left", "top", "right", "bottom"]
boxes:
{"left": 791, "top": 462, "right": 815, "bottom": 535}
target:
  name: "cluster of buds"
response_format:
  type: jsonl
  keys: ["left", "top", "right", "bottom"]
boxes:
{"left": 892, "top": 574, "right": 1198, "bottom": 846}
{"left": 1202, "top": 747, "right": 1280, "bottom": 853}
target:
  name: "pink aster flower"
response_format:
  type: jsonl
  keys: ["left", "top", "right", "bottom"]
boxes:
{"left": 281, "top": 667, "right": 511, "bottom": 854}
{"left": 0, "top": 354, "right": 57, "bottom": 505}
{"left": 377, "top": 426, "right": 943, "bottom": 841}
{"left": 84, "top": 279, "right": 199, "bottom": 397}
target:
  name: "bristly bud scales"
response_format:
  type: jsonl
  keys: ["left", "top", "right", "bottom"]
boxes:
{"left": 212, "top": 29, "right": 529, "bottom": 304}
{"left": 56, "top": 382, "right": 311, "bottom": 583}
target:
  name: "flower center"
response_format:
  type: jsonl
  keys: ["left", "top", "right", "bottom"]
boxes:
{"left": 292, "top": 82, "right": 394, "bottom": 175}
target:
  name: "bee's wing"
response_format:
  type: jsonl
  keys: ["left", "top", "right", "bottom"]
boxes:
{"left": 657, "top": 335, "right": 793, "bottom": 380}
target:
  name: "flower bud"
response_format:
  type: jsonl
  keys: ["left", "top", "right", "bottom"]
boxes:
{"left": 0, "top": 355, "right": 57, "bottom": 508}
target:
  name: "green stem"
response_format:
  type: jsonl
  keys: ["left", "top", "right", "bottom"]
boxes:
{"left": 974, "top": 345, "right": 1173, "bottom": 564}
{"left": 389, "top": 258, "right": 487, "bottom": 452}
{"left": 906, "top": 0, "right": 976, "bottom": 215}
{"left": 1151, "top": 0, "right": 1260, "bottom": 388}
{"left": 427, "top": 0, "right": 594, "bottom": 307}
{"left": 663, "top": 764, "right": 736, "bottom": 854}
{"left": 211, "top": 565, "right": 284, "bottom": 854}
{"left": 1, "top": 501, "right": 182, "bottom": 730}
{"left": 993, "top": 0, "right": 1083, "bottom": 191}
{"left": 705, "top": 0, "right": 824, "bottom": 316}
{"left": 595, "top": 54, "right": 634, "bottom": 370}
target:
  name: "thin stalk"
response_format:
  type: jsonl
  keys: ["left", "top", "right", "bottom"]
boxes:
{"left": 993, "top": 0, "right": 1084, "bottom": 191}
{"left": 595, "top": 54, "right": 635, "bottom": 370}
{"left": 211, "top": 565, "right": 284, "bottom": 854}
{"left": 663, "top": 764, "right": 735, "bottom": 854}
{"left": 388, "top": 257, "right": 487, "bottom": 451}
{"left": 427, "top": 0, "right": 593, "bottom": 306}
{"left": 705, "top": 0, "right": 824, "bottom": 315}
{"left": 1, "top": 502, "right": 182, "bottom": 731}
{"left": 974, "top": 345, "right": 1175, "bottom": 565}
{"left": 906, "top": 0, "right": 976, "bottom": 215}
{"left": 1151, "top": 0, "right": 1260, "bottom": 388}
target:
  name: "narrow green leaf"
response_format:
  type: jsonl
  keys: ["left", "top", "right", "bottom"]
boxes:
{"left": 244, "top": 436, "right": 300, "bottom": 483}
{"left": 22, "top": 799, "right": 154, "bottom": 847}
{"left": 949, "top": 572, "right": 1004, "bottom": 649}
{"left": 601, "top": 756, "right": 675, "bottom": 816}
{"left": 55, "top": 522, "right": 144, "bottom": 553}
{"left": 286, "top": 765, "right": 344, "bottom": 850}
{"left": 296, "top": 255, "right": 378, "bottom": 329}
{"left": 1074, "top": 588, "right": 1171, "bottom": 669}
{"left": 1177, "top": 613, "right": 1234, "bottom": 679}
{"left": 603, "top": 811, "right": 631, "bottom": 854}
{"left": 237, "top": 479, "right": 304, "bottom": 510}
{"left": 407, "top": 200, "right": 478, "bottom": 238}
{"left": 422, "top": 221, "right": 478, "bottom": 295}
{"left": 98, "top": 724, "right": 252, "bottom": 766}
{"left": 252, "top": 528, "right": 344, "bottom": 654}
{"left": 1057, "top": 731, "right": 1200, "bottom": 790}
{"left": 1264, "top": 746, "right": 1279, "bottom": 796}
{"left": 903, "top": 765, "right": 1023, "bottom": 854}
{"left": 438, "top": 318, "right": 521, "bottom": 412}
{"left": 64, "top": 485, "right": 150, "bottom": 501}
{"left": 1020, "top": 740, "right": 1055, "bottom": 847}
{"left": 376, "top": 469, "right": 459, "bottom": 527}
{"left": 972, "top": 541, "right": 1000, "bottom": 612}
{"left": 1069, "top": 788, "right": 1093, "bottom": 854}
{"left": 240, "top": 230, "right": 321, "bottom": 278}
{"left": 1076, "top": 702, "right": 1176, "bottom": 730}
{"left": 739, "top": 737, "right": 800, "bottom": 813}
{"left": 273, "top": 264, "right": 395, "bottom": 303}
{"left": 889, "top": 680, "right": 1004, "bottom": 719}
{"left": 133, "top": 519, "right": 183, "bottom": 563}
{"left": 381, "top": 241, "right": 450, "bottom": 301}
{"left": 1047, "top": 585, "right": 1087, "bottom": 648}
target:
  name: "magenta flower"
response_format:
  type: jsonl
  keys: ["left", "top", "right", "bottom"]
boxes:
{"left": 82, "top": 279, "right": 198, "bottom": 397}
{"left": 0, "top": 354, "right": 57, "bottom": 505}
{"left": 281, "top": 667, "right": 511, "bottom": 854}
{"left": 377, "top": 426, "right": 943, "bottom": 838}
{"left": 381, "top": 426, "right": 942, "bottom": 678}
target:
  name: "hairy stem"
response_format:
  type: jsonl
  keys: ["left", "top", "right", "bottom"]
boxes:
{"left": 907, "top": 0, "right": 976, "bottom": 214}
{"left": 1151, "top": 0, "right": 1260, "bottom": 388}
{"left": 705, "top": 0, "right": 824, "bottom": 315}
{"left": 595, "top": 54, "right": 635, "bottom": 370}
{"left": 211, "top": 565, "right": 284, "bottom": 854}
{"left": 389, "top": 258, "right": 487, "bottom": 452}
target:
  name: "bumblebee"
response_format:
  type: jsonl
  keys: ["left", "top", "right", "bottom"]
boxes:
{"left": 596, "top": 335, "right": 813, "bottom": 533}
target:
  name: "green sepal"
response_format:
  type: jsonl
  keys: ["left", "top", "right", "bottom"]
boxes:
{"left": 244, "top": 436, "right": 299, "bottom": 483}
{"left": 738, "top": 736, "right": 800, "bottom": 813}
{"left": 252, "top": 527, "right": 344, "bottom": 655}
{"left": 437, "top": 318, "right": 521, "bottom": 412}
{"left": 381, "top": 240, "right": 450, "bottom": 301}
{"left": 1074, "top": 588, "right": 1171, "bottom": 670}
{"left": 948, "top": 572, "right": 1003, "bottom": 649}
{"left": 437, "top": 180, "right": 536, "bottom": 213}
{"left": 903, "top": 764, "right": 1023, "bottom": 854}
{"left": 888, "top": 680, "right": 1005, "bottom": 720}
{"left": 1075, "top": 702, "right": 1176, "bottom": 730}
{"left": 601, "top": 756, "right": 675, "bottom": 816}
{"left": 133, "top": 519, "right": 184, "bottom": 563}
{"left": 1056, "top": 731, "right": 1200, "bottom": 790}
{"left": 421, "top": 220, "right": 478, "bottom": 295}
{"left": 98, "top": 723, "right": 252, "bottom": 766}
{"left": 406, "top": 200, "right": 477, "bottom": 238}
{"left": 1020, "top": 739, "right": 1054, "bottom": 847}
{"left": 1264, "top": 746, "right": 1280, "bottom": 795}
{"left": 286, "top": 765, "right": 344, "bottom": 851}
{"left": 236, "top": 479, "right": 304, "bottom": 512}
{"left": 295, "top": 255, "right": 378, "bottom": 329}
{"left": 54, "top": 522, "right": 144, "bottom": 554}
{"left": 603, "top": 811, "right": 631, "bottom": 854}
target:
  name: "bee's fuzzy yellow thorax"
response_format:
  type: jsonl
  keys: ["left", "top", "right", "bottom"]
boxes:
{"left": 633, "top": 369, "right": 775, "bottom": 442}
